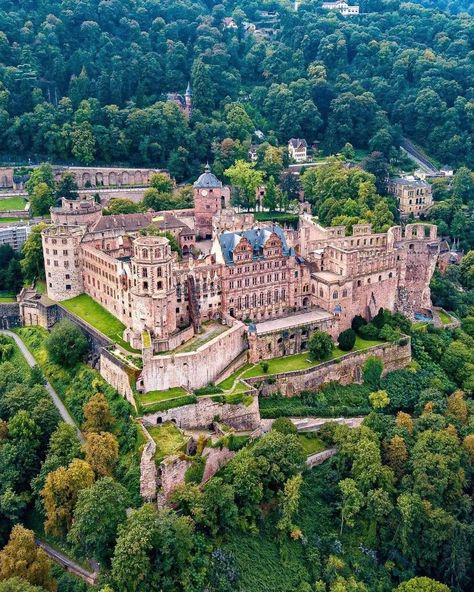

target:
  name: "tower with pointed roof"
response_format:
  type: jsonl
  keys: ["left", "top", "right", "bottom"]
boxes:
{"left": 185, "top": 81, "right": 192, "bottom": 118}
{"left": 193, "top": 164, "right": 231, "bottom": 239}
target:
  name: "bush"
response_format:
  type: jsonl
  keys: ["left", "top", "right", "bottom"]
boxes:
{"left": 308, "top": 331, "right": 334, "bottom": 361}
{"left": 337, "top": 328, "right": 356, "bottom": 351}
{"left": 363, "top": 356, "right": 384, "bottom": 388}
{"left": 185, "top": 456, "right": 206, "bottom": 484}
{"left": 45, "top": 320, "right": 88, "bottom": 368}
{"left": 194, "top": 384, "right": 223, "bottom": 396}
{"left": 379, "top": 324, "right": 400, "bottom": 342}
{"left": 272, "top": 417, "right": 297, "bottom": 435}
{"left": 351, "top": 315, "right": 367, "bottom": 332}
{"left": 358, "top": 323, "right": 380, "bottom": 340}
{"left": 260, "top": 361, "right": 269, "bottom": 373}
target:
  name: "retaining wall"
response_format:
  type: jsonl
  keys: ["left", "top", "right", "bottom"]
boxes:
{"left": 100, "top": 348, "right": 137, "bottom": 407}
{"left": 140, "top": 320, "right": 247, "bottom": 392}
{"left": 0, "top": 302, "right": 21, "bottom": 329}
{"left": 142, "top": 395, "right": 261, "bottom": 431}
{"left": 247, "top": 339, "right": 412, "bottom": 397}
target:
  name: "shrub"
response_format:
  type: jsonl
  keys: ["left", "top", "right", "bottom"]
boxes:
{"left": 45, "top": 319, "right": 88, "bottom": 368}
{"left": 308, "top": 331, "right": 334, "bottom": 361}
{"left": 260, "top": 361, "right": 269, "bottom": 373}
{"left": 194, "top": 384, "right": 223, "bottom": 396}
{"left": 363, "top": 356, "right": 384, "bottom": 388}
{"left": 351, "top": 315, "right": 367, "bottom": 332}
{"left": 337, "top": 328, "right": 356, "bottom": 351}
{"left": 358, "top": 323, "right": 380, "bottom": 340}
{"left": 379, "top": 324, "right": 400, "bottom": 342}
{"left": 185, "top": 457, "right": 206, "bottom": 484}
{"left": 272, "top": 417, "right": 297, "bottom": 435}
{"left": 369, "top": 389, "right": 390, "bottom": 409}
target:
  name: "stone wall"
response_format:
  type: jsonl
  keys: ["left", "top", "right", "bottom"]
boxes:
{"left": 140, "top": 436, "right": 158, "bottom": 502}
{"left": 56, "top": 305, "right": 113, "bottom": 354}
{"left": 142, "top": 395, "right": 261, "bottom": 431}
{"left": 0, "top": 303, "right": 21, "bottom": 329}
{"left": 248, "top": 339, "right": 412, "bottom": 397}
{"left": 201, "top": 446, "right": 235, "bottom": 484}
{"left": 157, "top": 455, "right": 192, "bottom": 505}
{"left": 140, "top": 320, "right": 247, "bottom": 392}
{"left": 100, "top": 348, "right": 137, "bottom": 408}
{"left": 0, "top": 209, "right": 28, "bottom": 219}
{"left": 20, "top": 299, "right": 59, "bottom": 329}
{"left": 213, "top": 350, "right": 249, "bottom": 385}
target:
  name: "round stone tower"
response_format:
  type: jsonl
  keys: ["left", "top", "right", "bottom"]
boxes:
{"left": 42, "top": 225, "right": 84, "bottom": 301}
{"left": 130, "top": 235, "right": 177, "bottom": 342}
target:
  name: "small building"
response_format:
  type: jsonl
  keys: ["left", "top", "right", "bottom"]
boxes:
{"left": 388, "top": 177, "right": 433, "bottom": 218}
{"left": 288, "top": 138, "right": 308, "bottom": 163}
{"left": 248, "top": 145, "right": 259, "bottom": 162}
{"left": 222, "top": 17, "right": 238, "bottom": 29}
{"left": 322, "top": 2, "right": 360, "bottom": 15}
{"left": 440, "top": 166, "right": 454, "bottom": 177}
{"left": 0, "top": 224, "right": 31, "bottom": 251}
{"left": 166, "top": 82, "right": 192, "bottom": 119}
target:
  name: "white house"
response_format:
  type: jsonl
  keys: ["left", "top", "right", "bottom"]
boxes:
{"left": 288, "top": 138, "right": 308, "bottom": 163}
{"left": 322, "top": 2, "right": 360, "bottom": 16}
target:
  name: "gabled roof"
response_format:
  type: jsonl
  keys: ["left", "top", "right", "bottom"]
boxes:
{"left": 218, "top": 225, "right": 293, "bottom": 265}
{"left": 288, "top": 138, "right": 308, "bottom": 149}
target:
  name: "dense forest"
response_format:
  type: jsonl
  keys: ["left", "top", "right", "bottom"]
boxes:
{"left": 0, "top": 0, "right": 473, "bottom": 178}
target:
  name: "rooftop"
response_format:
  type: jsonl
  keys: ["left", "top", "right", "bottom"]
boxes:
{"left": 219, "top": 225, "right": 293, "bottom": 265}
{"left": 193, "top": 164, "right": 223, "bottom": 189}
{"left": 253, "top": 309, "right": 333, "bottom": 335}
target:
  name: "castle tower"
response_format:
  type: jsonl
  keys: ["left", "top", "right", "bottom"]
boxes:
{"left": 185, "top": 81, "right": 192, "bottom": 118}
{"left": 42, "top": 226, "right": 84, "bottom": 301}
{"left": 130, "top": 236, "right": 177, "bottom": 343}
{"left": 193, "top": 164, "right": 230, "bottom": 239}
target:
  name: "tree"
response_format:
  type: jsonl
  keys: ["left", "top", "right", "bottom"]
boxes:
{"left": 277, "top": 474, "right": 303, "bottom": 538}
{"left": 308, "top": 330, "right": 334, "bottom": 361}
{"left": 279, "top": 171, "right": 301, "bottom": 202}
{"left": 0, "top": 525, "right": 55, "bottom": 591}
{"left": 337, "top": 328, "right": 356, "bottom": 351}
{"left": 395, "top": 577, "right": 450, "bottom": 592}
{"left": 45, "top": 320, "right": 88, "bottom": 368}
{"left": 29, "top": 182, "right": 55, "bottom": 217}
{"left": 83, "top": 432, "right": 119, "bottom": 477}
{"left": 21, "top": 223, "right": 48, "bottom": 282}
{"left": 395, "top": 411, "right": 414, "bottom": 434}
{"left": 111, "top": 505, "right": 202, "bottom": 592}
{"left": 103, "top": 198, "right": 142, "bottom": 215}
{"left": 452, "top": 167, "right": 474, "bottom": 204}
{"left": 83, "top": 393, "right": 113, "bottom": 433}
{"left": 25, "top": 164, "right": 55, "bottom": 197}
{"left": 340, "top": 142, "right": 355, "bottom": 160}
{"left": 71, "top": 122, "right": 96, "bottom": 164}
{"left": 385, "top": 435, "right": 408, "bottom": 479}
{"left": 339, "top": 478, "right": 364, "bottom": 533}
{"left": 362, "top": 152, "right": 389, "bottom": 195}
{"left": 446, "top": 390, "right": 468, "bottom": 424}
{"left": 363, "top": 357, "right": 384, "bottom": 388}
{"left": 263, "top": 176, "right": 277, "bottom": 211}
{"left": 225, "top": 160, "right": 264, "bottom": 210}
{"left": 0, "top": 577, "right": 45, "bottom": 592}
{"left": 272, "top": 417, "right": 298, "bottom": 435}
{"left": 149, "top": 173, "right": 173, "bottom": 194}
{"left": 67, "top": 477, "right": 130, "bottom": 564}
{"left": 369, "top": 390, "right": 390, "bottom": 410}
{"left": 41, "top": 459, "right": 95, "bottom": 536}
{"left": 142, "top": 188, "right": 173, "bottom": 212}
{"left": 55, "top": 172, "right": 78, "bottom": 201}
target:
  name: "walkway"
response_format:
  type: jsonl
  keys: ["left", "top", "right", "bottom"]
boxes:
{"left": 261, "top": 416, "right": 365, "bottom": 433}
{"left": 35, "top": 538, "right": 98, "bottom": 586}
{"left": 400, "top": 138, "right": 439, "bottom": 175}
{"left": 0, "top": 329, "right": 84, "bottom": 443}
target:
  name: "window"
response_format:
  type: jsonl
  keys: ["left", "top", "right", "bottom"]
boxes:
{"left": 65, "top": 274, "right": 70, "bottom": 279}
{"left": 143, "top": 281, "right": 148, "bottom": 290}
{"left": 157, "top": 281, "right": 163, "bottom": 290}
{"left": 65, "top": 285, "right": 71, "bottom": 290}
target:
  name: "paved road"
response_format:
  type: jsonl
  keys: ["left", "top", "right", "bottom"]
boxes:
{"left": 400, "top": 138, "right": 439, "bottom": 175}
{"left": 36, "top": 538, "right": 98, "bottom": 585}
{"left": 0, "top": 329, "right": 84, "bottom": 442}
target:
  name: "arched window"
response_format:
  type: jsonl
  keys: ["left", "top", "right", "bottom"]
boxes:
{"left": 142, "top": 249, "right": 148, "bottom": 259}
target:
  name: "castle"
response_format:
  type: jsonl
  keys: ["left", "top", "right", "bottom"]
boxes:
{"left": 41, "top": 166, "right": 440, "bottom": 392}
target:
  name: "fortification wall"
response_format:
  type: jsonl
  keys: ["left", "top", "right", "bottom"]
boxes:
{"left": 0, "top": 303, "right": 21, "bottom": 329}
{"left": 142, "top": 395, "right": 261, "bottom": 431}
{"left": 247, "top": 339, "right": 411, "bottom": 397}
{"left": 140, "top": 320, "right": 247, "bottom": 392}
{"left": 100, "top": 348, "right": 137, "bottom": 407}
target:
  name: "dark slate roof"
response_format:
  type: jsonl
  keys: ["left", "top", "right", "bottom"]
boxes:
{"left": 288, "top": 138, "right": 307, "bottom": 149}
{"left": 219, "top": 225, "right": 293, "bottom": 265}
{"left": 193, "top": 164, "right": 223, "bottom": 188}
{"left": 91, "top": 211, "right": 191, "bottom": 233}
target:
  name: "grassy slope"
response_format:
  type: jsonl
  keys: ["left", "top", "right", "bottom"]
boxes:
{"left": 61, "top": 293, "right": 138, "bottom": 352}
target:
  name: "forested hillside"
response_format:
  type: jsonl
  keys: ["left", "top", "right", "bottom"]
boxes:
{"left": 0, "top": 0, "right": 473, "bottom": 177}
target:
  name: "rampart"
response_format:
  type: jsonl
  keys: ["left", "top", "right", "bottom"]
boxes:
{"left": 0, "top": 303, "right": 21, "bottom": 329}
{"left": 100, "top": 348, "right": 137, "bottom": 407}
{"left": 142, "top": 394, "right": 261, "bottom": 431}
{"left": 139, "top": 319, "right": 247, "bottom": 392}
{"left": 246, "top": 338, "right": 412, "bottom": 397}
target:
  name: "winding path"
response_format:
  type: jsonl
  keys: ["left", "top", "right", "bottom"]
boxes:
{"left": 36, "top": 539, "right": 98, "bottom": 585}
{"left": 0, "top": 329, "right": 84, "bottom": 443}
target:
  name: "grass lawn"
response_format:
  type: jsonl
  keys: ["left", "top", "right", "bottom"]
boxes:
{"left": 61, "top": 293, "right": 138, "bottom": 352}
{"left": 438, "top": 309, "right": 453, "bottom": 325}
{"left": 172, "top": 321, "right": 228, "bottom": 353}
{"left": 237, "top": 336, "right": 382, "bottom": 380}
{"left": 0, "top": 293, "right": 16, "bottom": 302}
{"left": 297, "top": 433, "right": 326, "bottom": 456}
{"left": 139, "top": 387, "right": 188, "bottom": 406}
{"left": 147, "top": 422, "right": 188, "bottom": 463}
{"left": 0, "top": 196, "right": 27, "bottom": 211}
{"left": 0, "top": 217, "right": 24, "bottom": 223}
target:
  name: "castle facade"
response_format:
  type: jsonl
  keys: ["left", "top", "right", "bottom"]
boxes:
{"left": 41, "top": 166, "right": 440, "bottom": 391}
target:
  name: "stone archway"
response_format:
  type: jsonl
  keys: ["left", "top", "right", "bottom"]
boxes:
{"left": 109, "top": 172, "right": 117, "bottom": 186}
{"left": 122, "top": 171, "right": 129, "bottom": 185}
{"left": 135, "top": 171, "right": 143, "bottom": 185}
{"left": 82, "top": 173, "right": 91, "bottom": 187}
{"left": 96, "top": 172, "right": 103, "bottom": 186}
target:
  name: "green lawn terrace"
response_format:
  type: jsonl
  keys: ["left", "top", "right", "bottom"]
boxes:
{"left": 171, "top": 320, "right": 228, "bottom": 354}
{"left": 0, "top": 196, "right": 27, "bottom": 211}
{"left": 147, "top": 422, "right": 190, "bottom": 464}
{"left": 60, "top": 293, "right": 139, "bottom": 354}
{"left": 218, "top": 335, "right": 382, "bottom": 388}
{"left": 0, "top": 291, "right": 16, "bottom": 302}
